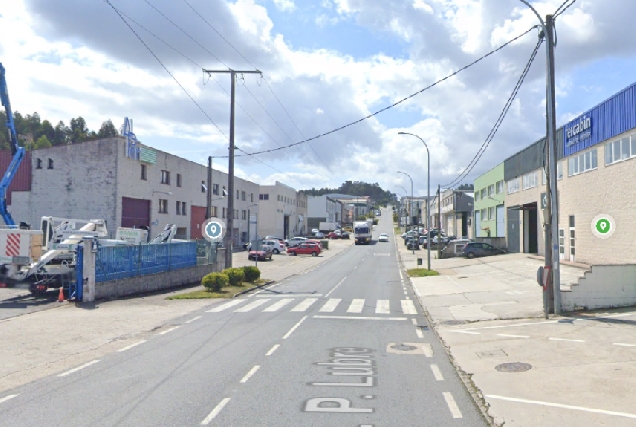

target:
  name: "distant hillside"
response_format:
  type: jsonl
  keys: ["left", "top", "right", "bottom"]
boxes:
{"left": 301, "top": 181, "right": 397, "bottom": 206}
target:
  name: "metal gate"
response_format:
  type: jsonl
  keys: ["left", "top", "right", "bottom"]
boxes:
{"left": 507, "top": 208, "right": 520, "bottom": 253}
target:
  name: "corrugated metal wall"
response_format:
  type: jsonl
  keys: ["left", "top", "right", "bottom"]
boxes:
{"left": 0, "top": 150, "right": 32, "bottom": 205}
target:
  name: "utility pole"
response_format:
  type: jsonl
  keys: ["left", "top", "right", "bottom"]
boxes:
{"left": 203, "top": 68, "right": 262, "bottom": 269}
{"left": 206, "top": 156, "right": 212, "bottom": 219}
{"left": 437, "top": 185, "right": 442, "bottom": 260}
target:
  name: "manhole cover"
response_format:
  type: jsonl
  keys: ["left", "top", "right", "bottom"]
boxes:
{"left": 495, "top": 362, "right": 532, "bottom": 373}
{"left": 442, "top": 320, "right": 468, "bottom": 325}
{"left": 391, "top": 344, "right": 417, "bottom": 352}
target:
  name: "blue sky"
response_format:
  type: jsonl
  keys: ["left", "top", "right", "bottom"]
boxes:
{"left": 2, "top": 0, "right": 636, "bottom": 196}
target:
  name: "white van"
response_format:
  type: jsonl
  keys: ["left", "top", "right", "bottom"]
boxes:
{"left": 262, "top": 239, "right": 285, "bottom": 254}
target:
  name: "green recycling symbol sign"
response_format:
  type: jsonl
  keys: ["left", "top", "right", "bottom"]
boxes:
{"left": 591, "top": 214, "right": 615, "bottom": 239}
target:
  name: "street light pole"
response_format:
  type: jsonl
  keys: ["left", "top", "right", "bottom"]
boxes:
{"left": 399, "top": 132, "right": 431, "bottom": 271}
{"left": 397, "top": 171, "right": 414, "bottom": 254}
{"left": 396, "top": 186, "right": 407, "bottom": 233}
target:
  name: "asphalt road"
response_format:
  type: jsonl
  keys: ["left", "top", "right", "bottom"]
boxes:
{"left": 0, "top": 209, "right": 488, "bottom": 427}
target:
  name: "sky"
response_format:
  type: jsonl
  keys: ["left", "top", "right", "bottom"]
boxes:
{"left": 2, "top": 0, "right": 636, "bottom": 198}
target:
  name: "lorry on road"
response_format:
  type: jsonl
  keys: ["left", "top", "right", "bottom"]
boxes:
{"left": 353, "top": 221, "right": 371, "bottom": 245}
{"left": 318, "top": 222, "right": 339, "bottom": 232}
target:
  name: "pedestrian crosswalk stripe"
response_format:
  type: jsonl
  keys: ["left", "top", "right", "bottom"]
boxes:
{"left": 319, "top": 299, "right": 341, "bottom": 312}
{"left": 262, "top": 298, "right": 294, "bottom": 312}
{"left": 235, "top": 299, "right": 271, "bottom": 312}
{"left": 291, "top": 298, "right": 318, "bottom": 312}
{"left": 376, "top": 300, "right": 390, "bottom": 314}
{"left": 401, "top": 300, "right": 417, "bottom": 314}
{"left": 347, "top": 299, "right": 365, "bottom": 313}
{"left": 207, "top": 299, "right": 244, "bottom": 312}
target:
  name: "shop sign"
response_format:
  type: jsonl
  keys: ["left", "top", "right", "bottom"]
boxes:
{"left": 565, "top": 114, "right": 592, "bottom": 148}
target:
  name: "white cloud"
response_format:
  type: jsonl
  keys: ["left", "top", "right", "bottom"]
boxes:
{"left": 273, "top": 0, "right": 295, "bottom": 12}
{"left": 413, "top": 0, "right": 433, "bottom": 14}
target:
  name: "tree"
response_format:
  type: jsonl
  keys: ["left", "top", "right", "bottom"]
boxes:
{"left": 40, "top": 120, "right": 55, "bottom": 142}
{"left": 33, "top": 135, "right": 52, "bottom": 150}
{"left": 54, "top": 121, "right": 70, "bottom": 145}
{"left": 98, "top": 120, "right": 119, "bottom": 138}
{"left": 70, "top": 116, "right": 89, "bottom": 143}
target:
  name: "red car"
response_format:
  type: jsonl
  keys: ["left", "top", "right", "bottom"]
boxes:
{"left": 248, "top": 247, "right": 273, "bottom": 261}
{"left": 287, "top": 242, "right": 322, "bottom": 256}
{"left": 327, "top": 232, "right": 340, "bottom": 239}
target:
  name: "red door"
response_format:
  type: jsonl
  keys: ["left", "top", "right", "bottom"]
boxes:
{"left": 190, "top": 205, "right": 206, "bottom": 239}
{"left": 121, "top": 197, "right": 150, "bottom": 228}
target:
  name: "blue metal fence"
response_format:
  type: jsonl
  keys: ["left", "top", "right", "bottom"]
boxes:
{"left": 95, "top": 242, "right": 197, "bottom": 283}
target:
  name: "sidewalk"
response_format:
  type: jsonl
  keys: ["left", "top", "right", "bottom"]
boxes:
{"left": 396, "top": 235, "right": 636, "bottom": 427}
{"left": 0, "top": 239, "right": 353, "bottom": 394}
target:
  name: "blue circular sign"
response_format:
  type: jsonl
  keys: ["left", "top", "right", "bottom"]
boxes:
{"left": 202, "top": 218, "right": 225, "bottom": 242}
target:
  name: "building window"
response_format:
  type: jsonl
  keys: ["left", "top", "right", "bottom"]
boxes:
{"left": 542, "top": 168, "right": 546, "bottom": 185}
{"left": 237, "top": 190, "right": 240, "bottom": 200}
{"left": 161, "top": 170, "right": 170, "bottom": 185}
{"left": 507, "top": 178, "right": 520, "bottom": 194}
{"left": 250, "top": 193, "right": 254, "bottom": 202}
{"left": 213, "top": 183, "right": 219, "bottom": 196}
{"left": 222, "top": 186, "right": 226, "bottom": 197}
{"left": 522, "top": 171, "right": 538, "bottom": 190}
{"left": 475, "top": 191, "right": 479, "bottom": 201}
{"left": 480, "top": 208, "right": 486, "bottom": 220}
{"left": 480, "top": 189, "right": 486, "bottom": 199}
{"left": 36, "top": 158, "right": 42, "bottom": 169}
{"left": 201, "top": 181, "right": 206, "bottom": 193}
{"left": 141, "top": 164, "right": 147, "bottom": 180}
{"left": 557, "top": 162, "right": 563, "bottom": 180}
{"left": 176, "top": 174, "right": 182, "bottom": 187}
{"left": 259, "top": 194, "right": 269, "bottom": 200}
{"left": 488, "top": 207, "right": 494, "bottom": 220}
{"left": 181, "top": 201, "right": 186, "bottom": 216}
{"left": 176, "top": 201, "right": 181, "bottom": 215}
{"left": 496, "top": 180, "right": 504, "bottom": 194}
{"left": 211, "top": 206, "right": 217, "bottom": 217}
{"left": 159, "top": 199, "right": 168, "bottom": 214}
{"left": 605, "top": 135, "right": 636, "bottom": 165}
{"left": 48, "top": 158, "right": 54, "bottom": 169}
{"left": 242, "top": 210, "right": 246, "bottom": 220}
{"left": 568, "top": 149, "right": 597, "bottom": 176}
{"left": 241, "top": 191, "right": 246, "bottom": 201}
{"left": 222, "top": 207, "right": 226, "bottom": 218}
{"left": 488, "top": 184, "right": 494, "bottom": 196}
{"left": 234, "top": 209, "right": 238, "bottom": 219}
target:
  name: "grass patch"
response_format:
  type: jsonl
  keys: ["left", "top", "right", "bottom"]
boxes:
{"left": 406, "top": 268, "right": 439, "bottom": 277}
{"left": 167, "top": 278, "right": 270, "bottom": 300}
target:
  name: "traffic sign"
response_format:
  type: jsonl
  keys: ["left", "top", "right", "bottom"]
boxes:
{"left": 202, "top": 218, "right": 225, "bottom": 242}
{"left": 591, "top": 214, "right": 615, "bottom": 239}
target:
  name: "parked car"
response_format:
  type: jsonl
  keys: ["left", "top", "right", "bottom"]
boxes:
{"left": 264, "top": 236, "right": 285, "bottom": 245}
{"left": 327, "top": 232, "right": 340, "bottom": 239}
{"left": 406, "top": 239, "right": 420, "bottom": 250}
{"left": 311, "top": 229, "right": 320, "bottom": 234}
{"left": 262, "top": 239, "right": 285, "bottom": 254}
{"left": 462, "top": 242, "right": 507, "bottom": 259}
{"left": 314, "top": 231, "right": 325, "bottom": 238}
{"left": 287, "top": 242, "right": 322, "bottom": 256}
{"left": 340, "top": 231, "right": 350, "bottom": 239}
{"left": 285, "top": 236, "right": 308, "bottom": 247}
{"left": 248, "top": 246, "right": 273, "bottom": 261}
{"left": 378, "top": 233, "right": 389, "bottom": 242}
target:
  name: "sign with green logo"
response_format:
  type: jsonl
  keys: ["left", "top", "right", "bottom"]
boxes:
{"left": 591, "top": 214, "right": 615, "bottom": 239}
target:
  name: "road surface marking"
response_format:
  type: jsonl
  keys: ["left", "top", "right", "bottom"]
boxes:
{"left": 485, "top": 395, "right": 636, "bottom": 419}
{"left": 422, "top": 344, "right": 433, "bottom": 357}
{"left": 235, "top": 299, "right": 271, "bottom": 312}
{"left": 256, "top": 293, "right": 322, "bottom": 298}
{"left": 376, "top": 300, "right": 390, "bottom": 314}
{"left": 347, "top": 299, "right": 365, "bottom": 313}
{"left": 415, "top": 328, "right": 424, "bottom": 338}
{"left": 263, "top": 299, "right": 294, "bottom": 312}
{"left": 497, "top": 334, "right": 530, "bottom": 339}
{"left": 614, "top": 343, "right": 636, "bottom": 347}
{"left": 58, "top": 360, "right": 100, "bottom": 377}
{"left": 158, "top": 326, "right": 180, "bottom": 335}
{"left": 185, "top": 316, "right": 202, "bottom": 324}
{"left": 201, "top": 398, "right": 231, "bottom": 424}
{"left": 207, "top": 299, "right": 244, "bottom": 312}
{"left": 266, "top": 344, "right": 280, "bottom": 356}
{"left": 549, "top": 337, "right": 585, "bottom": 343}
{"left": 314, "top": 315, "right": 407, "bottom": 321}
{"left": 325, "top": 277, "right": 346, "bottom": 297}
{"left": 240, "top": 365, "right": 260, "bottom": 383}
{"left": 401, "top": 300, "right": 417, "bottom": 314}
{"left": 411, "top": 318, "right": 418, "bottom": 325}
{"left": 430, "top": 364, "right": 444, "bottom": 381}
{"left": 283, "top": 316, "right": 308, "bottom": 339}
{"left": 0, "top": 394, "right": 18, "bottom": 404}
{"left": 118, "top": 340, "right": 147, "bottom": 352}
{"left": 319, "top": 299, "right": 341, "bottom": 312}
{"left": 291, "top": 298, "right": 318, "bottom": 312}
{"left": 448, "top": 330, "right": 480, "bottom": 335}
{"left": 443, "top": 392, "right": 463, "bottom": 418}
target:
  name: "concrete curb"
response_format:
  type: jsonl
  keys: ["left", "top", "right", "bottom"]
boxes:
{"left": 232, "top": 280, "right": 276, "bottom": 298}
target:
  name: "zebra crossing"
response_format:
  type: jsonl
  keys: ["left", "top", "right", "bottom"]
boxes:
{"left": 206, "top": 297, "right": 418, "bottom": 315}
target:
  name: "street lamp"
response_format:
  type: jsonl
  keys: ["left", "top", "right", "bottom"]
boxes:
{"left": 395, "top": 186, "right": 407, "bottom": 233}
{"left": 399, "top": 131, "right": 431, "bottom": 271}
{"left": 246, "top": 203, "right": 259, "bottom": 266}
{"left": 397, "top": 170, "right": 414, "bottom": 254}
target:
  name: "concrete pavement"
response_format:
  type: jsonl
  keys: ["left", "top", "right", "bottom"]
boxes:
{"left": 396, "top": 232, "right": 636, "bottom": 426}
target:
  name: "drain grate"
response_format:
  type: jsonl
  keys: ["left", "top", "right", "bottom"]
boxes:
{"left": 495, "top": 362, "right": 532, "bottom": 373}
{"left": 391, "top": 343, "right": 417, "bottom": 352}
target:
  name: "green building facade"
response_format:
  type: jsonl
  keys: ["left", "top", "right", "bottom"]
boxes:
{"left": 473, "top": 162, "right": 505, "bottom": 238}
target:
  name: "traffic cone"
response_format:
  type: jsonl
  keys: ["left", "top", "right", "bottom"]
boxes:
{"left": 57, "top": 287, "right": 64, "bottom": 302}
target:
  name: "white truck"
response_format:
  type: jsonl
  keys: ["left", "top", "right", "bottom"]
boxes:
{"left": 318, "top": 222, "right": 339, "bottom": 232}
{"left": 353, "top": 221, "right": 372, "bottom": 245}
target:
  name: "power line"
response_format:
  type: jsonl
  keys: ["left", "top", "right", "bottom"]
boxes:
{"left": 443, "top": 35, "right": 543, "bottom": 187}
{"left": 554, "top": 0, "right": 576, "bottom": 18}
{"left": 102, "top": 0, "right": 228, "bottom": 140}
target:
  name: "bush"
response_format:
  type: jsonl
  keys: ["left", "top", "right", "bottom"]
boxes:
{"left": 223, "top": 268, "right": 245, "bottom": 286}
{"left": 202, "top": 273, "right": 228, "bottom": 292}
{"left": 242, "top": 266, "right": 261, "bottom": 282}
{"left": 373, "top": 218, "right": 379, "bottom": 225}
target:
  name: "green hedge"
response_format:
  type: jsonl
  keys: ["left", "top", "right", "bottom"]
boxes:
{"left": 202, "top": 272, "right": 228, "bottom": 292}
{"left": 242, "top": 266, "right": 261, "bottom": 282}
{"left": 223, "top": 268, "right": 245, "bottom": 286}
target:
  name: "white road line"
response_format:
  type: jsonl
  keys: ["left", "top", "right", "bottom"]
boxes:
{"left": 58, "top": 360, "right": 100, "bottom": 377}
{"left": 614, "top": 343, "right": 636, "bottom": 347}
{"left": 266, "top": 344, "right": 280, "bottom": 356}
{"left": 443, "top": 392, "right": 463, "bottom": 418}
{"left": 549, "top": 337, "right": 585, "bottom": 343}
{"left": 401, "top": 300, "right": 417, "bottom": 314}
{"left": 319, "top": 299, "right": 341, "bottom": 312}
{"left": 430, "top": 364, "right": 444, "bottom": 381}
{"left": 347, "top": 299, "right": 365, "bottom": 313}
{"left": 239, "top": 365, "right": 260, "bottom": 384}
{"left": 325, "top": 277, "right": 346, "bottom": 297}
{"left": 314, "top": 315, "right": 407, "bottom": 321}
{"left": 158, "top": 326, "right": 180, "bottom": 335}
{"left": 118, "top": 340, "right": 147, "bottom": 352}
{"left": 207, "top": 299, "right": 245, "bottom": 312}
{"left": 411, "top": 318, "right": 418, "bottom": 326}
{"left": 185, "top": 316, "right": 202, "bottom": 324}
{"left": 497, "top": 334, "right": 530, "bottom": 339}
{"left": 376, "top": 300, "right": 390, "bottom": 314}
{"left": 0, "top": 394, "right": 18, "bottom": 404}
{"left": 448, "top": 330, "right": 480, "bottom": 335}
{"left": 256, "top": 294, "right": 322, "bottom": 298}
{"left": 201, "top": 398, "right": 231, "bottom": 425}
{"left": 415, "top": 328, "right": 424, "bottom": 339}
{"left": 262, "top": 299, "right": 294, "bottom": 312}
{"left": 282, "top": 316, "right": 308, "bottom": 339}
{"left": 291, "top": 298, "right": 318, "bottom": 312}
{"left": 422, "top": 344, "right": 433, "bottom": 357}
{"left": 235, "top": 299, "right": 270, "bottom": 312}
{"left": 485, "top": 395, "right": 636, "bottom": 419}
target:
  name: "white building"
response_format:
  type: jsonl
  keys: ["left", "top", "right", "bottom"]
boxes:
{"left": 306, "top": 195, "right": 343, "bottom": 230}
{"left": 257, "top": 181, "right": 307, "bottom": 239}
